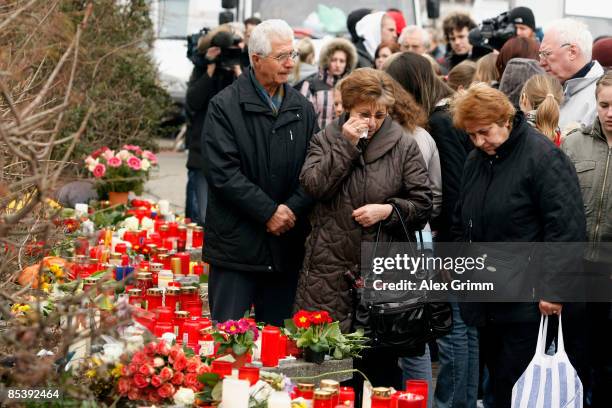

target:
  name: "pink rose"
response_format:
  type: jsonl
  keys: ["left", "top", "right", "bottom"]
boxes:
{"left": 196, "top": 364, "right": 211, "bottom": 375}
{"left": 127, "top": 156, "right": 141, "bottom": 170}
{"left": 139, "top": 363, "right": 154, "bottom": 376}
{"left": 133, "top": 373, "right": 149, "bottom": 388}
{"left": 184, "top": 373, "right": 198, "bottom": 388}
{"left": 92, "top": 163, "right": 106, "bottom": 178}
{"left": 151, "top": 374, "right": 163, "bottom": 388}
{"left": 168, "top": 345, "right": 182, "bottom": 361}
{"left": 173, "top": 354, "right": 187, "bottom": 371}
{"left": 171, "top": 371, "right": 184, "bottom": 386}
{"left": 127, "top": 387, "right": 140, "bottom": 400}
{"left": 117, "top": 377, "right": 131, "bottom": 395}
{"left": 107, "top": 156, "right": 122, "bottom": 167}
{"left": 156, "top": 341, "right": 170, "bottom": 356}
{"left": 186, "top": 356, "right": 201, "bottom": 373}
{"left": 143, "top": 150, "right": 158, "bottom": 164}
{"left": 160, "top": 366, "right": 174, "bottom": 382}
{"left": 157, "top": 382, "right": 175, "bottom": 399}
{"left": 132, "top": 351, "right": 146, "bottom": 365}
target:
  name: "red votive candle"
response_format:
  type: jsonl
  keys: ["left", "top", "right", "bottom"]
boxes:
{"left": 173, "top": 310, "right": 189, "bottom": 341}
{"left": 146, "top": 288, "right": 163, "bottom": 311}
{"left": 405, "top": 380, "right": 428, "bottom": 408}
{"left": 397, "top": 393, "right": 425, "bottom": 408}
{"left": 278, "top": 334, "right": 287, "bottom": 359}
{"left": 168, "top": 222, "right": 179, "bottom": 238}
{"left": 153, "top": 321, "right": 174, "bottom": 338}
{"left": 211, "top": 360, "right": 232, "bottom": 378}
{"left": 192, "top": 226, "right": 204, "bottom": 248}
{"left": 261, "top": 325, "right": 281, "bottom": 367}
{"left": 339, "top": 386, "right": 355, "bottom": 407}
{"left": 182, "top": 318, "right": 201, "bottom": 350}
{"left": 176, "top": 252, "right": 190, "bottom": 275}
{"left": 238, "top": 366, "right": 260, "bottom": 385}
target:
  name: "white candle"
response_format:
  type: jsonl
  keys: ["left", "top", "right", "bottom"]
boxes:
{"left": 267, "top": 391, "right": 291, "bottom": 408}
{"left": 221, "top": 378, "right": 250, "bottom": 408}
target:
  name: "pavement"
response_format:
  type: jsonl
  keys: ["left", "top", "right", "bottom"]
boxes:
{"left": 143, "top": 147, "right": 188, "bottom": 214}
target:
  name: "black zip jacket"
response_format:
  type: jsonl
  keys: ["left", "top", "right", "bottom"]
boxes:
{"left": 202, "top": 69, "right": 318, "bottom": 273}
{"left": 451, "top": 112, "right": 586, "bottom": 324}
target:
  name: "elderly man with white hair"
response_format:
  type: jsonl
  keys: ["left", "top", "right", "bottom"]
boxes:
{"left": 398, "top": 25, "right": 430, "bottom": 54}
{"left": 202, "top": 19, "right": 318, "bottom": 325}
{"left": 540, "top": 18, "right": 604, "bottom": 129}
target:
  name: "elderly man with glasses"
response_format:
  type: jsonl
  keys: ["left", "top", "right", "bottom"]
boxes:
{"left": 202, "top": 19, "right": 318, "bottom": 325}
{"left": 398, "top": 25, "right": 430, "bottom": 54}
{"left": 540, "top": 18, "right": 604, "bottom": 129}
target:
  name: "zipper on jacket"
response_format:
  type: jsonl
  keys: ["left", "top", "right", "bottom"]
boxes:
{"left": 592, "top": 147, "right": 611, "bottom": 248}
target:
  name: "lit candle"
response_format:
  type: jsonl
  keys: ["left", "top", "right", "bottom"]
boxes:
{"left": 221, "top": 378, "right": 250, "bottom": 408}
{"left": 268, "top": 391, "right": 291, "bottom": 408}
{"left": 261, "top": 326, "right": 281, "bottom": 367}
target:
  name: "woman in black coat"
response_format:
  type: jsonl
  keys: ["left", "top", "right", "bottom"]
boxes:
{"left": 450, "top": 83, "right": 587, "bottom": 407}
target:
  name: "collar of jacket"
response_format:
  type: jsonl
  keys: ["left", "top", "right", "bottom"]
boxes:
{"left": 336, "top": 115, "right": 403, "bottom": 164}
{"left": 238, "top": 69, "right": 302, "bottom": 116}
{"left": 478, "top": 110, "right": 528, "bottom": 161}
{"left": 586, "top": 117, "right": 607, "bottom": 144}
{"left": 564, "top": 60, "right": 604, "bottom": 97}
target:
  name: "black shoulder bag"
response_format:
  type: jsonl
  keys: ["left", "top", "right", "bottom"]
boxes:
{"left": 352, "top": 204, "right": 452, "bottom": 355}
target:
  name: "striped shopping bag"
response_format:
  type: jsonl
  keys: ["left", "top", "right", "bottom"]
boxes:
{"left": 511, "top": 315, "right": 583, "bottom": 408}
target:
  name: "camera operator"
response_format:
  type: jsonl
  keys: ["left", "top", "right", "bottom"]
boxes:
{"left": 185, "top": 25, "right": 243, "bottom": 225}
{"left": 508, "top": 6, "right": 538, "bottom": 42}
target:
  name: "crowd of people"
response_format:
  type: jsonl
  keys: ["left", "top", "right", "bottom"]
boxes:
{"left": 184, "top": 6, "right": 611, "bottom": 408}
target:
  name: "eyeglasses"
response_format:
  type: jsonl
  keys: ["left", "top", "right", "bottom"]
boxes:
{"left": 261, "top": 50, "right": 300, "bottom": 63}
{"left": 538, "top": 43, "right": 571, "bottom": 60}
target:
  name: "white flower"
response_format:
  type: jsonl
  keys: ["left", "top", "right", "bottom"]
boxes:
{"left": 101, "top": 343, "right": 123, "bottom": 364}
{"left": 124, "top": 335, "right": 144, "bottom": 354}
{"left": 140, "top": 158, "right": 151, "bottom": 171}
{"left": 173, "top": 387, "right": 195, "bottom": 406}
{"left": 121, "top": 216, "right": 139, "bottom": 231}
{"left": 117, "top": 149, "right": 130, "bottom": 160}
{"left": 140, "top": 216, "right": 154, "bottom": 231}
{"left": 87, "top": 158, "right": 99, "bottom": 172}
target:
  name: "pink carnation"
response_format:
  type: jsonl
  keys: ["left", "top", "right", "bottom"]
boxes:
{"left": 143, "top": 150, "right": 158, "bottom": 164}
{"left": 127, "top": 156, "right": 141, "bottom": 170}
{"left": 93, "top": 163, "right": 106, "bottom": 178}
{"left": 107, "top": 156, "right": 122, "bottom": 167}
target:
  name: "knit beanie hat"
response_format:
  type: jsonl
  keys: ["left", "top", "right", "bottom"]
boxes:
{"left": 509, "top": 7, "right": 536, "bottom": 31}
{"left": 593, "top": 37, "right": 612, "bottom": 68}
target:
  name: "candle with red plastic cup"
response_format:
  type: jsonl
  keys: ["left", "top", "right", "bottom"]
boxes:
{"left": 339, "top": 386, "right": 355, "bottom": 407}
{"left": 397, "top": 393, "right": 425, "bottom": 408}
{"left": 145, "top": 288, "right": 163, "bottom": 311}
{"left": 371, "top": 387, "right": 392, "bottom": 408}
{"left": 153, "top": 321, "right": 174, "bottom": 338}
{"left": 123, "top": 230, "right": 138, "bottom": 246}
{"left": 127, "top": 288, "right": 144, "bottom": 307}
{"left": 164, "top": 287, "right": 180, "bottom": 311}
{"left": 238, "top": 366, "right": 260, "bottom": 385}
{"left": 211, "top": 360, "right": 232, "bottom": 378}
{"left": 173, "top": 310, "right": 189, "bottom": 341}
{"left": 135, "top": 207, "right": 147, "bottom": 221}
{"left": 176, "top": 252, "right": 190, "bottom": 275}
{"left": 183, "top": 300, "right": 202, "bottom": 318}
{"left": 182, "top": 318, "right": 201, "bottom": 351}
{"left": 149, "top": 232, "right": 161, "bottom": 246}
{"left": 405, "top": 380, "right": 428, "bottom": 408}
{"left": 168, "top": 222, "right": 179, "bottom": 238}
{"left": 192, "top": 226, "right": 204, "bottom": 248}
{"left": 177, "top": 225, "right": 187, "bottom": 242}
{"left": 260, "top": 326, "right": 281, "bottom": 367}
{"left": 313, "top": 390, "right": 333, "bottom": 408}
{"left": 156, "top": 306, "right": 173, "bottom": 323}
{"left": 180, "top": 285, "right": 199, "bottom": 307}
{"left": 296, "top": 383, "right": 315, "bottom": 401}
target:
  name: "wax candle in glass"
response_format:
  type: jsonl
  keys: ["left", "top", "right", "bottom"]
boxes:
{"left": 405, "top": 380, "right": 428, "bottom": 408}
{"left": 313, "top": 389, "right": 333, "bottom": 408}
{"left": 261, "top": 326, "right": 281, "bottom": 367}
{"left": 371, "top": 387, "right": 392, "bottom": 408}
{"left": 397, "top": 393, "right": 425, "bottom": 408}
{"left": 238, "top": 366, "right": 260, "bottom": 386}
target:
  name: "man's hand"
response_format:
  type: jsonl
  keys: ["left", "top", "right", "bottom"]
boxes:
{"left": 352, "top": 204, "right": 393, "bottom": 227}
{"left": 206, "top": 47, "right": 221, "bottom": 77}
{"left": 266, "top": 204, "right": 296, "bottom": 236}
{"left": 539, "top": 300, "right": 562, "bottom": 315}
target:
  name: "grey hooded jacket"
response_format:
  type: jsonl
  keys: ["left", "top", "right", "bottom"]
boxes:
{"left": 559, "top": 61, "right": 604, "bottom": 129}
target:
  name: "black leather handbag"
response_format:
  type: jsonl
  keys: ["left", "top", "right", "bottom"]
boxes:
{"left": 352, "top": 204, "right": 452, "bottom": 354}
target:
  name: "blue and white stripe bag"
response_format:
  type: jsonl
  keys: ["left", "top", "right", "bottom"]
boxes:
{"left": 511, "top": 315, "right": 583, "bottom": 408}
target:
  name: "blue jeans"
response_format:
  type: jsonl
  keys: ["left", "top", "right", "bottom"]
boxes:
{"left": 185, "top": 169, "right": 208, "bottom": 226}
{"left": 398, "top": 345, "right": 433, "bottom": 408}
{"left": 435, "top": 302, "right": 479, "bottom": 408}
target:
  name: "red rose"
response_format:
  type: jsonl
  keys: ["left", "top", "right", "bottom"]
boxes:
{"left": 171, "top": 371, "right": 184, "bottom": 386}
{"left": 184, "top": 373, "right": 198, "bottom": 388}
{"left": 148, "top": 388, "right": 162, "bottom": 403}
{"left": 139, "top": 363, "right": 154, "bottom": 376}
{"left": 156, "top": 341, "right": 171, "bottom": 356}
{"left": 160, "top": 366, "right": 174, "bottom": 382}
{"left": 117, "top": 377, "right": 131, "bottom": 395}
{"left": 145, "top": 342, "right": 157, "bottom": 356}
{"left": 133, "top": 373, "right": 150, "bottom": 388}
{"left": 293, "top": 310, "right": 312, "bottom": 328}
{"left": 127, "top": 387, "right": 140, "bottom": 401}
{"left": 186, "top": 356, "right": 201, "bottom": 373}
{"left": 157, "top": 382, "right": 175, "bottom": 399}
{"left": 131, "top": 351, "right": 146, "bottom": 365}
{"left": 197, "top": 364, "right": 211, "bottom": 375}
{"left": 151, "top": 374, "right": 163, "bottom": 388}
{"left": 169, "top": 345, "right": 182, "bottom": 361}
{"left": 173, "top": 354, "right": 187, "bottom": 371}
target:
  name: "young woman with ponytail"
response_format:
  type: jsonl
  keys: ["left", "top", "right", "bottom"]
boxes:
{"left": 519, "top": 74, "right": 564, "bottom": 146}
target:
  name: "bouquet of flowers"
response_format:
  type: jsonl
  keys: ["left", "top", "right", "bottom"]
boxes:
{"left": 213, "top": 318, "right": 259, "bottom": 358}
{"left": 84, "top": 145, "right": 158, "bottom": 197}
{"left": 285, "top": 310, "right": 368, "bottom": 363}
{"left": 116, "top": 340, "right": 209, "bottom": 404}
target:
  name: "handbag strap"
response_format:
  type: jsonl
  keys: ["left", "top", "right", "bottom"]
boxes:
{"left": 536, "top": 315, "right": 549, "bottom": 357}
{"left": 557, "top": 314, "right": 565, "bottom": 353}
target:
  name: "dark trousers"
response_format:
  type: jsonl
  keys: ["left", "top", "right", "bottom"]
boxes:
{"left": 480, "top": 308, "right": 587, "bottom": 408}
{"left": 208, "top": 265, "right": 299, "bottom": 326}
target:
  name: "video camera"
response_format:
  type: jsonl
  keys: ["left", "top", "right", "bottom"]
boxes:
{"left": 186, "top": 28, "right": 242, "bottom": 70}
{"left": 469, "top": 11, "right": 515, "bottom": 51}
{"left": 187, "top": 27, "right": 210, "bottom": 66}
